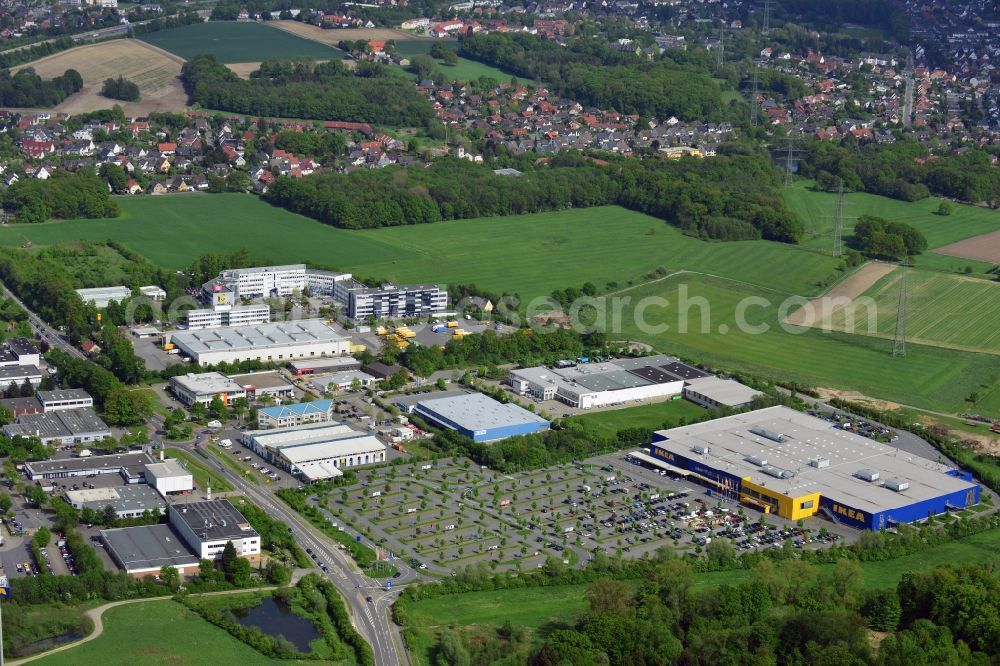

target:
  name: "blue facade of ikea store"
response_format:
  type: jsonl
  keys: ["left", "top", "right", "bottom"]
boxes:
{"left": 650, "top": 433, "right": 981, "bottom": 530}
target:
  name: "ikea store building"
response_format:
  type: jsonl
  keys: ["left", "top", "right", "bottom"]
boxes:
{"left": 648, "top": 406, "right": 979, "bottom": 530}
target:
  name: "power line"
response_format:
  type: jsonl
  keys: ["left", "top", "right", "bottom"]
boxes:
{"left": 763, "top": 0, "right": 771, "bottom": 33}
{"left": 750, "top": 64, "right": 759, "bottom": 126}
{"left": 783, "top": 133, "right": 797, "bottom": 185}
{"left": 832, "top": 181, "right": 845, "bottom": 256}
{"left": 892, "top": 259, "right": 909, "bottom": 357}
{"left": 719, "top": 25, "right": 725, "bottom": 66}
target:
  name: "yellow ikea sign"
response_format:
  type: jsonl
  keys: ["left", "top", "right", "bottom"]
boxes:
{"left": 653, "top": 447, "right": 674, "bottom": 461}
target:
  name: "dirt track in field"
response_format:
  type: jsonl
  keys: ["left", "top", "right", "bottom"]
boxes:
{"left": 785, "top": 262, "right": 897, "bottom": 327}
{"left": 271, "top": 21, "right": 421, "bottom": 45}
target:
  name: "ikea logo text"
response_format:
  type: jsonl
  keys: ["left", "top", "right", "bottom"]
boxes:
{"left": 831, "top": 503, "right": 865, "bottom": 522}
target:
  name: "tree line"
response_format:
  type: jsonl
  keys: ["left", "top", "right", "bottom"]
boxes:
{"left": 803, "top": 139, "right": 1000, "bottom": 206}
{"left": 3, "top": 171, "right": 119, "bottom": 223}
{"left": 0, "top": 67, "right": 82, "bottom": 108}
{"left": 459, "top": 32, "right": 724, "bottom": 121}
{"left": 265, "top": 149, "right": 803, "bottom": 242}
{"left": 181, "top": 54, "right": 436, "bottom": 127}
{"left": 397, "top": 509, "right": 1000, "bottom": 665}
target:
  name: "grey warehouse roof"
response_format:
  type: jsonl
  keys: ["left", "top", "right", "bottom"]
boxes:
{"left": 37, "top": 389, "right": 92, "bottom": 403}
{"left": 171, "top": 319, "right": 346, "bottom": 354}
{"left": 66, "top": 484, "right": 166, "bottom": 514}
{"left": 652, "top": 406, "right": 976, "bottom": 515}
{"left": 101, "top": 524, "right": 199, "bottom": 572}
{"left": 170, "top": 499, "right": 259, "bottom": 542}
{"left": 25, "top": 452, "right": 154, "bottom": 477}
{"left": 6, "top": 408, "right": 109, "bottom": 439}
{"left": 416, "top": 392, "right": 549, "bottom": 431}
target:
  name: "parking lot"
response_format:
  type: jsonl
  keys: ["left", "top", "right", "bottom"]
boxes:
{"left": 321, "top": 449, "right": 862, "bottom": 575}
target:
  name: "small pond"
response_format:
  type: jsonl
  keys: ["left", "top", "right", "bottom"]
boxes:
{"left": 235, "top": 597, "right": 322, "bottom": 652}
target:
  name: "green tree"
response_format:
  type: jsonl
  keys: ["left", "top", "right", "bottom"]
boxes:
{"left": 937, "top": 200, "right": 954, "bottom": 216}
{"left": 221, "top": 540, "right": 238, "bottom": 574}
{"left": 160, "top": 564, "right": 181, "bottom": 591}
{"left": 32, "top": 526, "right": 51, "bottom": 548}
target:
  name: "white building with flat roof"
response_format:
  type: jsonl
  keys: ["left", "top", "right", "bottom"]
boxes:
{"left": 139, "top": 286, "right": 167, "bottom": 301}
{"left": 169, "top": 372, "right": 246, "bottom": 406}
{"left": 76, "top": 286, "right": 131, "bottom": 308}
{"left": 304, "top": 269, "right": 354, "bottom": 298}
{"left": 509, "top": 355, "right": 698, "bottom": 409}
{"left": 145, "top": 459, "right": 194, "bottom": 496}
{"left": 170, "top": 319, "right": 351, "bottom": 366}
{"left": 682, "top": 376, "right": 762, "bottom": 409}
{"left": 242, "top": 422, "right": 386, "bottom": 480}
{"left": 213, "top": 264, "right": 306, "bottom": 299}
{"left": 185, "top": 304, "right": 270, "bottom": 330}
{"left": 170, "top": 499, "right": 261, "bottom": 561}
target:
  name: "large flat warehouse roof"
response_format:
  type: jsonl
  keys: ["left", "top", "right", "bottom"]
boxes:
{"left": 101, "top": 524, "right": 199, "bottom": 573}
{"left": 415, "top": 392, "right": 549, "bottom": 432}
{"left": 171, "top": 319, "right": 346, "bottom": 354}
{"left": 652, "top": 406, "right": 976, "bottom": 515}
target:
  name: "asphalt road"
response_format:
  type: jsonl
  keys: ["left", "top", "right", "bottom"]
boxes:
{"left": 178, "top": 439, "right": 410, "bottom": 666}
{"left": 0, "top": 280, "right": 84, "bottom": 361}
{"left": 2, "top": 279, "right": 409, "bottom": 665}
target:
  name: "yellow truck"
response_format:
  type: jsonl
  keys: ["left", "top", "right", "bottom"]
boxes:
{"left": 376, "top": 327, "right": 388, "bottom": 335}
{"left": 446, "top": 321, "right": 458, "bottom": 328}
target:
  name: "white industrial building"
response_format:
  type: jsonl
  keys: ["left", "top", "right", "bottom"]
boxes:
{"left": 243, "top": 422, "right": 386, "bottom": 481}
{"left": 139, "top": 286, "right": 167, "bottom": 301}
{"left": 169, "top": 372, "right": 246, "bottom": 407}
{"left": 682, "top": 376, "right": 762, "bottom": 410}
{"left": 4, "top": 407, "right": 111, "bottom": 445}
{"left": 0, "top": 365, "right": 42, "bottom": 388}
{"left": 344, "top": 281, "right": 447, "bottom": 320}
{"left": 37, "top": 389, "right": 93, "bottom": 412}
{"left": 304, "top": 269, "right": 355, "bottom": 299}
{"left": 145, "top": 459, "right": 194, "bottom": 497}
{"left": 184, "top": 304, "right": 271, "bottom": 330}
{"left": 310, "top": 370, "right": 377, "bottom": 393}
{"left": 207, "top": 264, "right": 306, "bottom": 299}
{"left": 76, "top": 286, "right": 132, "bottom": 308}
{"left": 169, "top": 499, "right": 261, "bottom": 562}
{"left": 170, "top": 319, "right": 351, "bottom": 366}
{"left": 5, "top": 338, "right": 40, "bottom": 367}
{"left": 508, "top": 355, "right": 702, "bottom": 409}
{"left": 65, "top": 485, "right": 166, "bottom": 519}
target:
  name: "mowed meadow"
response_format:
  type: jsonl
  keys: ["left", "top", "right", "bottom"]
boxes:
{"left": 781, "top": 180, "right": 1000, "bottom": 251}
{"left": 611, "top": 273, "right": 1000, "bottom": 414}
{"left": 7, "top": 190, "right": 1000, "bottom": 415}
{"left": 138, "top": 21, "right": 345, "bottom": 63}
{"left": 0, "top": 195, "right": 842, "bottom": 301}
{"left": 824, "top": 268, "right": 1000, "bottom": 355}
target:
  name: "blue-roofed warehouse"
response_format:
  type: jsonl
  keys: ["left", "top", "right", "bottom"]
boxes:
{"left": 257, "top": 399, "right": 335, "bottom": 429}
{"left": 413, "top": 392, "right": 549, "bottom": 442}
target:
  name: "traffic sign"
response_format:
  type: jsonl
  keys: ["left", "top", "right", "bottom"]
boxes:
{"left": 355, "top": 535, "right": 361, "bottom": 543}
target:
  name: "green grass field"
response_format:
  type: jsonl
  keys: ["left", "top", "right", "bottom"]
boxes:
{"left": 564, "top": 400, "right": 707, "bottom": 440}
{"left": 0, "top": 196, "right": 842, "bottom": 302}
{"left": 392, "top": 40, "right": 535, "bottom": 85}
{"left": 781, "top": 180, "right": 1000, "bottom": 252}
{"left": 612, "top": 273, "right": 1000, "bottom": 415}
{"left": 31, "top": 599, "right": 333, "bottom": 665}
{"left": 824, "top": 268, "right": 1000, "bottom": 355}
{"left": 165, "top": 447, "right": 233, "bottom": 492}
{"left": 139, "top": 22, "right": 344, "bottom": 63}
